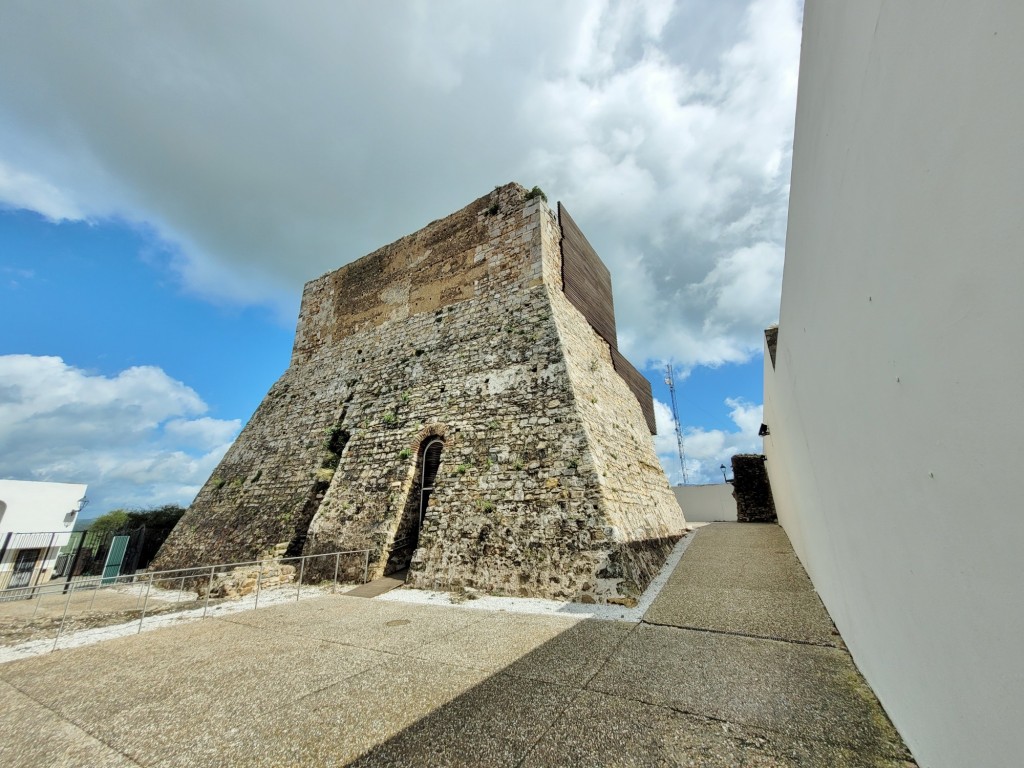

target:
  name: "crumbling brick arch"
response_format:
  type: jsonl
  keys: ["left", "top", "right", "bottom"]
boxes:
{"left": 411, "top": 422, "right": 449, "bottom": 452}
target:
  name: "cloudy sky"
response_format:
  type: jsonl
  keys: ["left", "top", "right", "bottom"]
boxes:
{"left": 0, "top": 0, "right": 802, "bottom": 515}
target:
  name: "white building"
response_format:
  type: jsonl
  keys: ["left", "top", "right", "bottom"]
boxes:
{"left": 0, "top": 480, "right": 88, "bottom": 592}
{"left": 764, "top": 2, "right": 1023, "bottom": 767}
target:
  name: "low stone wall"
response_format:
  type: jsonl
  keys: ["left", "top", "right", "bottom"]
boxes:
{"left": 731, "top": 454, "right": 777, "bottom": 523}
{"left": 197, "top": 561, "right": 296, "bottom": 599}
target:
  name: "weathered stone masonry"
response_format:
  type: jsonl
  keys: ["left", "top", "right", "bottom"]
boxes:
{"left": 155, "top": 183, "right": 685, "bottom": 603}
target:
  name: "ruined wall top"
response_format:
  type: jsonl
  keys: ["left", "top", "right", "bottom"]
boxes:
{"left": 292, "top": 182, "right": 542, "bottom": 364}
{"left": 288, "top": 181, "right": 655, "bottom": 433}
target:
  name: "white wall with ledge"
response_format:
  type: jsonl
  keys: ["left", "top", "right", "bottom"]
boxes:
{"left": 766, "top": 2, "right": 1024, "bottom": 766}
{"left": 671, "top": 484, "right": 736, "bottom": 523}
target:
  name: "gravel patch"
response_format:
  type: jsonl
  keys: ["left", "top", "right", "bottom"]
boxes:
{"left": 0, "top": 584, "right": 342, "bottom": 664}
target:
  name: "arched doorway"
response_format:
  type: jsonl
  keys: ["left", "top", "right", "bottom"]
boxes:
{"left": 418, "top": 438, "right": 443, "bottom": 528}
{"left": 385, "top": 437, "right": 443, "bottom": 575}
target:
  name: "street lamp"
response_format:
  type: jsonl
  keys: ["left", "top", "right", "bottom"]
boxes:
{"left": 720, "top": 464, "right": 728, "bottom": 483}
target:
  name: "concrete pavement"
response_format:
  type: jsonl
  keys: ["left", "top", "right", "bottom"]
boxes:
{"left": 644, "top": 523, "right": 844, "bottom": 646}
{"left": 0, "top": 523, "right": 915, "bottom": 766}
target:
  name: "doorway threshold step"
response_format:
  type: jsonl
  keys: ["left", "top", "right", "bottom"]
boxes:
{"left": 345, "top": 570, "right": 408, "bottom": 598}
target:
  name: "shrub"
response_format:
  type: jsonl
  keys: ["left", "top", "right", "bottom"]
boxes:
{"left": 525, "top": 186, "right": 548, "bottom": 203}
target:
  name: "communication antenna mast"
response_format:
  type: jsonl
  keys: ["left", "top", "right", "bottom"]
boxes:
{"left": 664, "top": 364, "right": 688, "bottom": 485}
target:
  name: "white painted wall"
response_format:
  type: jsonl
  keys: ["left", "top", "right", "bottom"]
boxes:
{"left": 766, "top": 3, "right": 1024, "bottom": 767}
{"left": 0, "top": 480, "right": 87, "bottom": 588}
{"left": 672, "top": 484, "right": 736, "bottom": 522}
{"left": 0, "top": 480, "right": 87, "bottom": 535}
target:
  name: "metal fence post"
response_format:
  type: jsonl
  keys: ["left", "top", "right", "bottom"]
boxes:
{"left": 89, "top": 577, "right": 100, "bottom": 611}
{"left": 253, "top": 560, "right": 264, "bottom": 611}
{"left": 296, "top": 556, "right": 305, "bottom": 602}
{"left": 203, "top": 566, "right": 214, "bottom": 619}
{"left": 333, "top": 552, "right": 340, "bottom": 593}
{"left": 31, "top": 584, "right": 45, "bottom": 620}
{"left": 138, "top": 574, "right": 153, "bottom": 634}
{"left": 52, "top": 579, "right": 76, "bottom": 652}
{"left": 363, "top": 550, "right": 369, "bottom": 584}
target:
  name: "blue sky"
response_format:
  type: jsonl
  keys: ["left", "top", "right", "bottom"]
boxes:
{"left": 1, "top": 210, "right": 292, "bottom": 421}
{"left": 0, "top": 1, "right": 800, "bottom": 515}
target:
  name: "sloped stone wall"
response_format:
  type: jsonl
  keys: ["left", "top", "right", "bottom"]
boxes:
{"left": 539, "top": 203, "right": 685, "bottom": 594}
{"left": 156, "top": 183, "right": 684, "bottom": 603}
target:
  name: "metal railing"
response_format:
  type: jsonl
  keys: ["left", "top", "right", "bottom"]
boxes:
{"left": 0, "top": 548, "right": 371, "bottom": 654}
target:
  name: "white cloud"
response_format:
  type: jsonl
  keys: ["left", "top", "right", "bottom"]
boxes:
{"left": 526, "top": 0, "right": 800, "bottom": 367}
{"left": 0, "top": 0, "right": 801, "bottom": 369}
{"left": 654, "top": 395, "right": 763, "bottom": 485}
{"left": 0, "top": 160, "right": 83, "bottom": 221}
{"left": 0, "top": 355, "right": 239, "bottom": 514}
{"left": 162, "top": 417, "right": 240, "bottom": 450}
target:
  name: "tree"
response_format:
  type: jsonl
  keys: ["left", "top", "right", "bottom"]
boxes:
{"left": 87, "top": 504, "right": 186, "bottom": 534}
{"left": 87, "top": 509, "right": 130, "bottom": 536}
{"left": 124, "top": 504, "right": 185, "bottom": 530}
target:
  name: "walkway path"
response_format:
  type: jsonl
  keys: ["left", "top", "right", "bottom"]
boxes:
{"left": 0, "top": 523, "right": 914, "bottom": 766}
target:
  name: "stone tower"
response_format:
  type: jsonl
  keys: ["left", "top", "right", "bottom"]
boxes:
{"left": 155, "top": 183, "right": 685, "bottom": 603}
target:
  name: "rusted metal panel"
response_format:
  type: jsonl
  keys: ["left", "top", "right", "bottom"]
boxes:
{"left": 612, "top": 350, "right": 657, "bottom": 434}
{"left": 559, "top": 202, "right": 656, "bottom": 435}
{"left": 558, "top": 203, "right": 617, "bottom": 349}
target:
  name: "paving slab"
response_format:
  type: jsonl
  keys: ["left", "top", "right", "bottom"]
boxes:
{"left": 650, "top": 584, "right": 843, "bottom": 646}
{"left": 685, "top": 522, "right": 793, "bottom": 551}
{"left": 347, "top": 673, "right": 580, "bottom": 768}
{"left": 645, "top": 522, "right": 841, "bottom": 646}
{"left": 349, "top": 719, "right": 525, "bottom": 768}
{"left": 500, "top": 617, "right": 635, "bottom": 687}
{"left": 149, "top": 654, "right": 493, "bottom": 768}
{"left": 589, "top": 623, "right": 911, "bottom": 762}
{"left": 669, "top": 548, "right": 815, "bottom": 592}
{"left": 223, "top": 593, "right": 486, "bottom": 654}
{"left": 0, "top": 680, "right": 140, "bottom": 768}
{"left": 524, "top": 688, "right": 911, "bottom": 768}
{"left": 408, "top": 609, "right": 581, "bottom": 671}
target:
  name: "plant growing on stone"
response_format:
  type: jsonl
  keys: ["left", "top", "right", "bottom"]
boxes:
{"left": 525, "top": 186, "right": 548, "bottom": 203}
{"left": 513, "top": 458, "right": 524, "bottom": 471}
{"left": 455, "top": 463, "right": 470, "bottom": 475}
{"left": 398, "top": 448, "right": 411, "bottom": 460}
{"left": 382, "top": 411, "right": 397, "bottom": 425}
